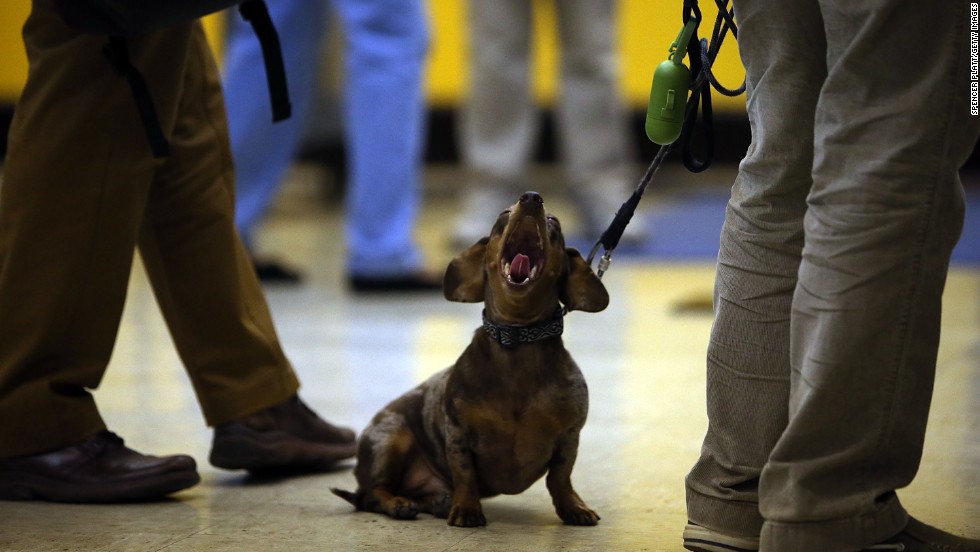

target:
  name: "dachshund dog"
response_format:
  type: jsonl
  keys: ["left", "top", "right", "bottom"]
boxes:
{"left": 332, "top": 191, "right": 609, "bottom": 527}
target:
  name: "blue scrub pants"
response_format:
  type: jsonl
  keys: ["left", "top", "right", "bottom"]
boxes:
{"left": 222, "top": 0, "right": 428, "bottom": 277}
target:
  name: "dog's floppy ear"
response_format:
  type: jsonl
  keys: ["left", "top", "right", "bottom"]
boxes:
{"left": 560, "top": 248, "right": 609, "bottom": 313}
{"left": 443, "top": 237, "right": 489, "bottom": 303}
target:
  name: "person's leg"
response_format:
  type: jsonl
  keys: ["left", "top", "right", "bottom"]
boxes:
{"left": 332, "top": 0, "right": 429, "bottom": 278}
{"left": 221, "top": 0, "right": 327, "bottom": 248}
{"left": 454, "top": 0, "right": 536, "bottom": 245}
{"left": 137, "top": 24, "right": 300, "bottom": 427}
{"left": 553, "top": 0, "right": 635, "bottom": 239}
{"left": 684, "top": 0, "right": 826, "bottom": 540}
{"left": 0, "top": 0, "right": 194, "bottom": 457}
{"left": 141, "top": 23, "right": 355, "bottom": 472}
{"left": 759, "top": 0, "right": 980, "bottom": 549}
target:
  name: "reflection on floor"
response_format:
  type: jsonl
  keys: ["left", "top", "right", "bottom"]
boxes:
{"left": 1, "top": 164, "right": 977, "bottom": 551}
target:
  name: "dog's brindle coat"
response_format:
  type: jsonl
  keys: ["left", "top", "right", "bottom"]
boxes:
{"left": 332, "top": 192, "right": 609, "bottom": 527}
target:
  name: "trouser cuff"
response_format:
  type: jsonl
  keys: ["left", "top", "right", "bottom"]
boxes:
{"left": 761, "top": 495, "right": 908, "bottom": 551}
{"left": 686, "top": 485, "right": 765, "bottom": 538}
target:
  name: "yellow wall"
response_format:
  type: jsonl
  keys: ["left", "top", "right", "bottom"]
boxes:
{"left": 0, "top": 0, "right": 745, "bottom": 111}
{"left": 425, "top": 0, "right": 745, "bottom": 111}
{"left": 0, "top": 2, "right": 31, "bottom": 103}
{"left": 0, "top": 5, "right": 224, "bottom": 103}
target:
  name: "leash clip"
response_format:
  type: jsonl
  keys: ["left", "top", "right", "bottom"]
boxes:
{"left": 596, "top": 251, "right": 612, "bottom": 279}
{"left": 586, "top": 241, "right": 613, "bottom": 280}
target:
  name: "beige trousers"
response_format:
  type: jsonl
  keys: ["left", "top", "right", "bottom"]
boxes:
{"left": 457, "top": 0, "right": 633, "bottom": 236}
{"left": 0, "top": 0, "right": 299, "bottom": 458}
{"left": 684, "top": 0, "right": 980, "bottom": 549}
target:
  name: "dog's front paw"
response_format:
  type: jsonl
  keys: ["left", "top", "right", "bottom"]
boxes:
{"left": 447, "top": 503, "right": 486, "bottom": 527}
{"left": 557, "top": 504, "right": 600, "bottom": 526}
{"left": 384, "top": 496, "right": 420, "bottom": 520}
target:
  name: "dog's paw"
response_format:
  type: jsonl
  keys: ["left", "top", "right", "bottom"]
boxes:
{"left": 385, "top": 497, "right": 420, "bottom": 520}
{"left": 557, "top": 504, "right": 600, "bottom": 526}
{"left": 447, "top": 504, "right": 486, "bottom": 527}
{"left": 423, "top": 493, "right": 453, "bottom": 519}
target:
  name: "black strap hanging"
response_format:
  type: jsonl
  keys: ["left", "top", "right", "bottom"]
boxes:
{"left": 103, "top": 36, "right": 171, "bottom": 158}
{"left": 238, "top": 0, "right": 291, "bottom": 122}
{"left": 101, "top": 0, "right": 291, "bottom": 158}
{"left": 679, "top": 0, "right": 713, "bottom": 173}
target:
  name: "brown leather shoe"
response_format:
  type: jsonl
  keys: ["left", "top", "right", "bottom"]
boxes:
{"left": 209, "top": 395, "right": 356, "bottom": 474}
{"left": 0, "top": 431, "right": 200, "bottom": 502}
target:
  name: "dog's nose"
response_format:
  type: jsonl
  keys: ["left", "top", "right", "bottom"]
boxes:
{"left": 519, "top": 192, "right": 543, "bottom": 207}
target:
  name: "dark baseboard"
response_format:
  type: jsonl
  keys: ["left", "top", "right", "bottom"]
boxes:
{"left": 379, "top": 107, "right": 980, "bottom": 177}
{"left": 421, "top": 107, "right": 753, "bottom": 166}
{"left": 0, "top": 104, "right": 12, "bottom": 159}
{"left": 2, "top": 103, "right": 978, "bottom": 177}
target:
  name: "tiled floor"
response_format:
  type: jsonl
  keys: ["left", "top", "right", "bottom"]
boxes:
{"left": 1, "top": 164, "right": 978, "bottom": 551}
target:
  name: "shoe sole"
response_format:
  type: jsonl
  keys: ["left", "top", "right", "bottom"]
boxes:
{"left": 209, "top": 434, "right": 356, "bottom": 473}
{"left": 0, "top": 470, "right": 200, "bottom": 503}
{"left": 683, "top": 523, "right": 760, "bottom": 552}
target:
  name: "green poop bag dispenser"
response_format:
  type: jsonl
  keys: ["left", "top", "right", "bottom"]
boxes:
{"left": 645, "top": 17, "right": 699, "bottom": 145}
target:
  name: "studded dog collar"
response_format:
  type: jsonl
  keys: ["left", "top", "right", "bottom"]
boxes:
{"left": 482, "top": 307, "right": 564, "bottom": 348}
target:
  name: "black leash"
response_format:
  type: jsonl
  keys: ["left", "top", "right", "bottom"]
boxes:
{"left": 586, "top": 0, "right": 743, "bottom": 278}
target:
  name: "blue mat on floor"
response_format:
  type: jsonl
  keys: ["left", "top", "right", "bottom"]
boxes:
{"left": 583, "top": 189, "right": 980, "bottom": 265}
{"left": 957, "top": 188, "right": 980, "bottom": 264}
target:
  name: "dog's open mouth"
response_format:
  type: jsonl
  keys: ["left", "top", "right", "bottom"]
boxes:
{"left": 500, "top": 218, "right": 545, "bottom": 286}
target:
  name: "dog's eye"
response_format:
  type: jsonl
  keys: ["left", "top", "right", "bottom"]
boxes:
{"left": 491, "top": 210, "right": 510, "bottom": 235}
{"left": 547, "top": 215, "right": 561, "bottom": 231}
{"left": 547, "top": 215, "right": 562, "bottom": 240}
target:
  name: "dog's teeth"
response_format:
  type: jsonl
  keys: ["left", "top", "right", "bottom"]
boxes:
{"left": 530, "top": 266, "right": 538, "bottom": 279}
{"left": 504, "top": 262, "right": 511, "bottom": 275}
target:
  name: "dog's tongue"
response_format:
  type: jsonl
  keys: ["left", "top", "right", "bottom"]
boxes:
{"left": 510, "top": 253, "right": 531, "bottom": 281}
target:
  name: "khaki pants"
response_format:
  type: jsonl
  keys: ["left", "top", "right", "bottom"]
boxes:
{"left": 0, "top": 0, "right": 299, "bottom": 458}
{"left": 457, "top": 0, "right": 633, "bottom": 236}
{"left": 684, "top": 0, "right": 980, "bottom": 549}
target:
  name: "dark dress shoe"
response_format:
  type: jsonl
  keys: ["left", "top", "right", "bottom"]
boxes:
{"left": 348, "top": 270, "right": 443, "bottom": 293}
{"left": 209, "top": 395, "right": 356, "bottom": 474}
{"left": 867, "top": 517, "right": 980, "bottom": 551}
{"left": 253, "top": 259, "right": 303, "bottom": 284}
{"left": 0, "top": 431, "right": 199, "bottom": 503}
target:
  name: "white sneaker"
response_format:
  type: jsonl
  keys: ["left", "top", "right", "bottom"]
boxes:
{"left": 451, "top": 186, "right": 519, "bottom": 249}
{"left": 683, "top": 522, "right": 760, "bottom": 552}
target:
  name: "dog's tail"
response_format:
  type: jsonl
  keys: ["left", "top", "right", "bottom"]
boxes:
{"left": 330, "top": 487, "right": 363, "bottom": 510}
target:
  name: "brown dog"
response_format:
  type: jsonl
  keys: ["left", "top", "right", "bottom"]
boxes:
{"left": 332, "top": 191, "right": 609, "bottom": 527}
